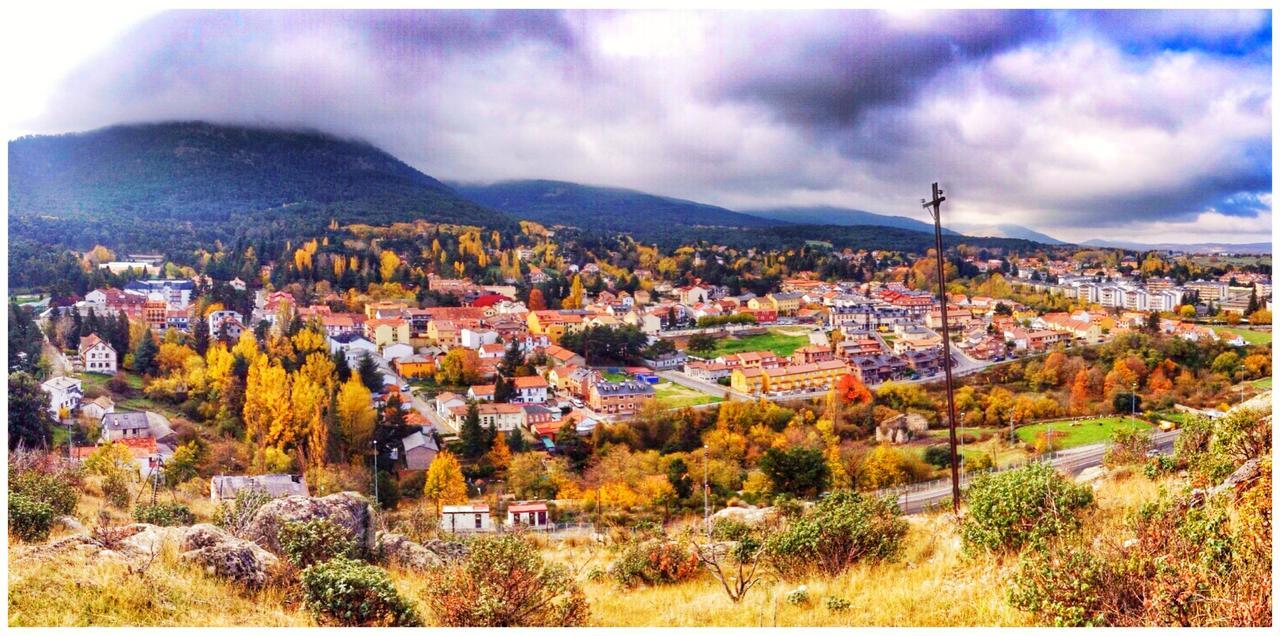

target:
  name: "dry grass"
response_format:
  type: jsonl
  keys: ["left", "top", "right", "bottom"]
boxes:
{"left": 8, "top": 467, "right": 1197, "bottom": 627}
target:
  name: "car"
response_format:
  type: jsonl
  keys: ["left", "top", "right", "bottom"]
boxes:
{"left": 571, "top": 399, "right": 585, "bottom": 408}
{"left": 1144, "top": 448, "right": 1162, "bottom": 458}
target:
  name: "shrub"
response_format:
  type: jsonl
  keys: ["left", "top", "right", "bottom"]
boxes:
{"left": 786, "top": 586, "right": 810, "bottom": 605}
{"left": 420, "top": 534, "right": 589, "bottom": 626}
{"left": 9, "top": 469, "right": 80, "bottom": 516}
{"left": 214, "top": 487, "right": 272, "bottom": 537}
{"left": 922, "top": 445, "right": 952, "bottom": 468}
{"left": 1103, "top": 426, "right": 1151, "bottom": 467}
{"left": 964, "top": 451, "right": 995, "bottom": 472}
{"left": 825, "top": 596, "right": 851, "bottom": 612}
{"left": 766, "top": 491, "right": 907, "bottom": 578}
{"left": 1142, "top": 455, "right": 1175, "bottom": 480}
{"left": 609, "top": 539, "right": 700, "bottom": 588}
{"left": 960, "top": 462, "right": 1094, "bottom": 554}
{"left": 132, "top": 502, "right": 194, "bottom": 526}
{"left": 279, "top": 518, "right": 359, "bottom": 568}
{"left": 8, "top": 493, "right": 55, "bottom": 542}
{"left": 301, "top": 556, "right": 421, "bottom": 626}
{"left": 1008, "top": 541, "right": 1108, "bottom": 626}
{"left": 102, "top": 472, "right": 132, "bottom": 509}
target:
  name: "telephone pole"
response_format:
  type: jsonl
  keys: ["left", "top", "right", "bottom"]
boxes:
{"left": 922, "top": 182, "right": 962, "bottom": 514}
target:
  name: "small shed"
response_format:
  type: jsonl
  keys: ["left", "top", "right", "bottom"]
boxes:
{"left": 506, "top": 501, "right": 551, "bottom": 530}
{"left": 441, "top": 504, "right": 494, "bottom": 533}
{"left": 401, "top": 428, "right": 439, "bottom": 471}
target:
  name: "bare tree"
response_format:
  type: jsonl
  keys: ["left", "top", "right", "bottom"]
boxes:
{"left": 693, "top": 540, "right": 768, "bottom": 604}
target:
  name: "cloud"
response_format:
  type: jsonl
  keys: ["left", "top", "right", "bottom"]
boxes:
{"left": 18, "top": 9, "right": 1273, "bottom": 244}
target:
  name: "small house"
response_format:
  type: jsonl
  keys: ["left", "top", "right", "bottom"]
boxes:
{"left": 401, "top": 428, "right": 439, "bottom": 471}
{"left": 40, "top": 376, "right": 83, "bottom": 418}
{"left": 506, "top": 501, "right": 551, "bottom": 530}
{"left": 210, "top": 474, "right": 309, "bottom": 502}
{"left": 441, "top": 504, "right": 494, "bottom": 533}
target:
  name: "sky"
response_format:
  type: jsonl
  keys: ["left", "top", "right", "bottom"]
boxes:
{"left": 6, "top": 8, "right": 1274, "bottom": 245}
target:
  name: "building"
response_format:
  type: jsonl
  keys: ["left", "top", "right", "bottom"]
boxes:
{"left": 143, "top": 298, "right": 169, "bottom": 331}
{"left": 394, "top": 355, "right": 436, "bottom": 379}
{"left": 208, "top": 310, "right": 246, "bottom": 341}
{"left": 506, "top": 501, "right": 551, "bottom": 530}
{"left": 589, "top": 380, "right": 656, "bottom": 415}
{"left": 451, "top": 402, "right": 526, "bottom": 432}
{"left": 123, "top": 279, "right": 195, "bottom": 307}
{"left": 365, "top": 317, "right": 411, "bottom": 347}
{"left": 642, "top": 350, "right": 687, "bottom": 371}
{"left": 512, "top": 375, "right": 550, "bottom": 404}
{"left": 80, "top": 395, "right": 115, "bottom": 420}
{"left": 729, "top": 359, "right": 849, "bottom": 395}
{"left": 40, "top": 376, "right": 83, "bottom": 417}
{"left": 441, "top": 504, "right": 494, "bottom": 533}
{"left": 78, "top": 333, "right": 118, "bottom": 374}
{"left": 100, "top": 411, "right": 152, "bottom": 441}
{"left": 210, "top": 474, "right": 308, "bottom": 502}
{"left": 401, "top": 428, "right": 439, "bottom": 471}
{"left": 791, "top": 345, "right": 834, "bottom": 365}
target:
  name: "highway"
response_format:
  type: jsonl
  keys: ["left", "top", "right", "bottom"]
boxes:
{"left": 893, "top": 429, "right": 1179, "bottom": 515}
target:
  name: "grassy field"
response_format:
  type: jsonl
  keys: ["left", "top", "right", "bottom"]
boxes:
{"left": 601, "top": 371, "right": 629, "bottom": 382}
{"left": 1216, "top": 326, "right": 1272, "bottom": 345}
{"left": 654, "top": 381, "right": 721, "bottom": 408}
{"left": 1252, "top": 377, "right": 1273, "bottom": 389}
{"left": 1015, "top": 416, "right": 1150, "bottom": 448}
{"left": 708, "top": 329, "right": 811, "bottom": 358}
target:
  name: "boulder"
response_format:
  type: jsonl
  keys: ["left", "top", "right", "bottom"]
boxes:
{"left": 53, "top": 515, "right": 87, "bottom": 535}
{"left": 421, "top": 538, "right": 470, "bottom": 562}
{"left": 1188, "top": 457, "right": 1263, "bottom": 508}
{"left": 711, "top": 505, "right": 776, "bottom": 526}
{"left": 180, "top": 523, "right": 279, "bottom": 587}
{"left": 1075, "top": 465, "right": 1108, "bottom": 484}
{"left": 120, "top": 523, "right": 183, "bottom": 554}
{"left": 242, "top": 492, "right": 375, "bottom": 555}
{"left": 376, "top": 532, "right": 450, "bottom": 570}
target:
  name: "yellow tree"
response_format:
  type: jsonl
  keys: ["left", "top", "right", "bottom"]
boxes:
{"left": 336, "top": 375, "right": 376, "bottom": 458}
{"left": 379, "top": 250, "right": 401, "bottom": 281}
{"left": 231, "top": 330, "right": 259, "bottom": 362}
{"left": 292, "top": 371, "right": 329, "bottom": 466}
{"left": 244, "top": 353, "right": 295, "bottom": 449}
{"left": 291, "top": 327, "right": 326, "bottom": 358}
{"left": 486, "top": 431, "right": 512, "bottom": 470}
{"left": 423, "top": 450, "right": 468, "bottom": 514}
{"left": 299, "top": 351, "right": 338, "bottom": 394}
{"left": 564, "top": 275, "right": 585, "bottom": 309}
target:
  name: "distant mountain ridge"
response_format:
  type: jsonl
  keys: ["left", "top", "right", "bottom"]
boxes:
{"left": 449, "top": 179, "right": 786, "bottom": 235}
{"left": 8, "top": 121, "right": 509, "bottom": 242}
{"left": 947, "top": 223, "right": 1067, "bottom": 245}
{"left": 1081, "top": 238, "right": 1271, "bottom": 254}
{"left": 741, "top": 205, "right": 953, "bottom": 235}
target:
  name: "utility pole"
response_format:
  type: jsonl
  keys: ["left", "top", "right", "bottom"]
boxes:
{"left": 370, "top": 439, "right": 379, "bottom": 508}
{"left": 922, "top": 182, "right": 962, "bottom": 515}
{"left": 703, "top": 443, "right": 710, "bottom": 542}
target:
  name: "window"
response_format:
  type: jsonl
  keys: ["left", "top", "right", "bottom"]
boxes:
{"left": 474, "top": 513, "right": 483, "bottom": 529}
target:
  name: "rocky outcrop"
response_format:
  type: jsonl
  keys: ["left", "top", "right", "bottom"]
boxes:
{"left": 1188, "top": 457, "right": 1263, "bottom": 507}
{"left": 375, "top": 532, "right": 468, "bottom": 570}
{"left": 179, "top": 523, "right": 279, "bottom": 587}
{"left": 711, "top": 505, "right": 777, "bottom": 526}
{"left": 242, "top": 492, "right": 375, "bottom": 555}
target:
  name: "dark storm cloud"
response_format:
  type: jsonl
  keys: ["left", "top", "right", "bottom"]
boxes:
{"left": 709, "top": 10, "right": 1054, "bottom": 128}
{"left": 21, "top": 9, "right": 1272, "bottom": 242}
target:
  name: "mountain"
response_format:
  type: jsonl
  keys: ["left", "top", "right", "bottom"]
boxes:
{"left": 8, "top": 121, "right": 509, "bottom": 249}
{"left": 947, "top": 223, "right": 1067, "bottom": 245}
{"left": 1080, "top": 239, "right": 1271, "bottom": 254}
{"left": 449, "top": 179, "right": 786, "bottom": 236}
{"left": 742, "top": 205, "right": 954, "bottom": 235}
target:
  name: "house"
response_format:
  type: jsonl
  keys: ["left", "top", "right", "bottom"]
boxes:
{"left": 208, "top": 310, "right": 246, "bottom": 341}
{"left": 506, "top": 501, "right": 551, "bottom": 530}
{"left": 210, "top": 474, "right": 308, "bottom": 502}
{"left": 100, "top": 411, "right": 152, "bottom": 441}
{"left": 478, "top": 342, "right": 506, "bottom": 359}
{"left": 441, "top": 504, "right": 494, "bottom": 533}
{"left": 401, "top": 428, "right": 439, "bottom": 471}
{"left": 468, "top": 384, "right": 496, "bottom": 402}
{"left": 78, "top": 334, "right": 118, "bottom": 374}
{"left": 450, "top": 402, "right": 526, "bottom": 432}
{"left": 543, "top": 344, "right": 585, "bottom": 367}
{"left": 641, "top": 350, "right": 687, "bottom": 371}
{"left": 123, "top": 279, "right": 195, "bottom": 308}
{"left": 40, "top": 376, "right": 83, "bottom": 418}
{"left": 730, "top": 359, "right": 850, "bottom": 395}
{"left": 512, "top": 375, "right": 550, "bottom": 404}
{"left": 394, "top": 355, "right": 436, "bottom": 379}
{"left": 328, "top": 333, "right": 379, "bottom": 366}
{"left": 365, "top": 317, "right": 411, "bottom": 347}
{"left": 588, "top": 380, "right": 656, "bottom": 415}
{"left": 81, "top": 395, "right": 115, "bottom": 420}
{"left": 435, "top": 392, "right": 466, "bottom": 418}
{"left": 381, "top": 342, "right": 415, "bottom": 362}
{"left": 791, "top": 345, "right": 834, "bottom": 365}
{"left": 684, "top": 360, "right": 732, "bottom": 382}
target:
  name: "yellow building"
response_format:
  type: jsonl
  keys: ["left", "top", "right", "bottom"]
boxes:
{"left": 364, "top": 318, "right": 411, "bottom": 347}
{"left": 363, "top": 301, "right": 408, "bottom": 320}
{"left": 526, "top": 310, "right": 586, "bottom": 343}
{"left": 730, "top": 359, "right": 849, "bottom": 395}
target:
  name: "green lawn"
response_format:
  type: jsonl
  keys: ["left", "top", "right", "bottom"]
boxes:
{"left": 1217, "top": 326, "right": 1272, "bottom": 345}
{"left": 1015, "top": 417, "right": 1151, "bottom": 449}
{"left": 601, "top": 371, "right": 629, "bottom": 382}
{"left": 1252, "top": 377, "right": 1273, "bottom": 389}
{"left": 654, "top": 381, "right": 721, "bottom": 408}
{"left": 707, "top": 329, "right": 811, "bottom": 358}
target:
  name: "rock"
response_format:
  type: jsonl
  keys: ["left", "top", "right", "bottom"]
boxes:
{"left": 711, "top": 505, "right": 775, "bottom": 526}
{"left": 1188, "top": 457, "right": 1263, "bottom": 508}
{"left": 53, "top": 515, "right": 87, "bottom": 535}
{"left": 179, "top": 524, "right": 279, "bottom": 587}
{"left": 421, "top": 538, "right": 469, "bottom": 562}
{"left": 120, "top": 523, "right": 183, "bottom": 555}
{"left": 242, "top": 492, "right": 375, "bottom": 555}
{"left": 1075, "top": 466, "right": 1108, "bottom": 484}
{"left": 377, "top": 532, "right": 443, "bottom": 570}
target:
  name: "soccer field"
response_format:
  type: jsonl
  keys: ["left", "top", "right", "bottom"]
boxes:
{"left": 1015, "top": 416, "right": 1151, "bottom": 448}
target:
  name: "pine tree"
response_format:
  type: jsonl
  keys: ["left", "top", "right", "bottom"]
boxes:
{"left": 460, "top": 402, "right": 486, "bottom": 459}
{"left": 132, "top": 328, "right": 160, "bottom": 375}
{"left": 8, "top": 372, "right": 52, "bottom": 450}
{"left": 357, "top": 352, "right": 382, "bottom": 393}
{"left": 191, "top": 315, "right": 210, "bottom": 356}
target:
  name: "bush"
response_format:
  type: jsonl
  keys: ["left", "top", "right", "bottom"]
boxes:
{"left": 1103, "top": 426, "right": 1151, "bottom": 467}
{"left": 10, "top": 469, "right": 80, "bottom": 516}
{"left": 132, "top": 502, "right": 194, "bottom": 526}
{"left": 279, "top": 518, "right": 359, "bottom": 568}
{"left": 214, "top": 487, "right": 272, "bottom": 537}
{"left": 766, "top": 491, "right": 907, "bottom": 578}
{"left": 960, "top": 462, "right": 1094, "bottom": 554}
{"left": 420, "top": 534, "right": 589, "bottom": 626}
{"left": 786, "top": 586, "right": 810, "bottom": 605}
{"left": 1142, "top": 455, "right": 1175, "bottom": 480}
{"left": 300, "top": 557, "right": 421, "bottom": 626}
{"left": 609, "top": 539, "right": 700, "bottom": 588}
{"left": 102, "top": 472, "right": 132, "bottom": 509}
{"left": 1008, "top": 541, "right": 1109, "bottom": 626}
{"left": 8, "top": 493, "right": 55, "bottom": 542}
{"left": 922, "top": 445, "right": 952, "bottom": 468}
{"left": 825, "top": 596, "right": 851, "bottom": 612}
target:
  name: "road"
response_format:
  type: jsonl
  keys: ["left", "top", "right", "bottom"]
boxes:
{"left": 893, "top": 429, "right": 1179, "bottom": 515}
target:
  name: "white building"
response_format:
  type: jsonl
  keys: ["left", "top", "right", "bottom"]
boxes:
{"left": 40, "top": 376, "right": 83, "bottom": 418}
{"left": 78, "top": 334, "right": 118, "bottom": 374}
{"left": 441, "top": 504, "right": 494, "bottom": 533}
